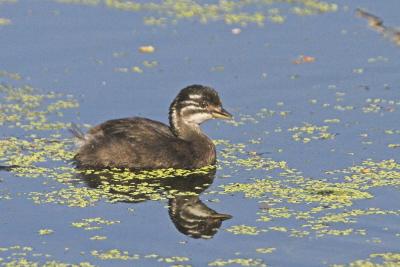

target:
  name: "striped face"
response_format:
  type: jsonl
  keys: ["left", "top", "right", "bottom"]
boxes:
{"left": 170, "top": 85, "right": 232, "bottom": 125}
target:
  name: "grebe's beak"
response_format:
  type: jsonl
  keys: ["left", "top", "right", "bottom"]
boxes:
{"left": 211, "top": 107, "right": 233, "bottom": 120}
{"left": 211, "top": 213, "right": 233, "bottom": 221}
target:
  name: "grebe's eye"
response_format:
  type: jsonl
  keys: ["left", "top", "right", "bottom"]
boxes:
{"left": 200, "top": 101, "right": 208, "bottom": 108}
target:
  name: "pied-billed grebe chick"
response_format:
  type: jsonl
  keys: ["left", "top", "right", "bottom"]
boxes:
{"left": 72, "top": 85, "right": 232, "bottom": 169}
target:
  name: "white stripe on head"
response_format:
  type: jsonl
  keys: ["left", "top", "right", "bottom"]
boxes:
{"left": 189, "top": 94, "right": 203, "bottom": 100}
{"left": 180, "top": 100, "right": 200, "bottom": 106}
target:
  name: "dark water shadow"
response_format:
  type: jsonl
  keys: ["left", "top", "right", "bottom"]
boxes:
{"left": 78, "top": 168, "right": 232, "bottom": 239}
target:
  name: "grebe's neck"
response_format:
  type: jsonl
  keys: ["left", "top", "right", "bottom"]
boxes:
{"left": 169, "top": 106, "right": 205, "bottom": 141}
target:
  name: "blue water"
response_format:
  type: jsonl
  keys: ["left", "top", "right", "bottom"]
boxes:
{"left": 1, "top": 0, "right": 399, "bottom": 266}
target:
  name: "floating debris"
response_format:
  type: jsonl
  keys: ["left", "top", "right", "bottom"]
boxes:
{"left": 293, "top": 55, "right": 316, "bottom": 64}
{"left": 356, "top": 8, "right": 400, "bottom": 46}
{"left": 138, "top": 45, "right": 155, "bottom": 54}
{"left": 231, "top": 28, "right": 241, "bottom": 34}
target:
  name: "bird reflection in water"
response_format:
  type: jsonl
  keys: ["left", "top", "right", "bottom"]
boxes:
{"left": 78, "top": 167, "right": 232, "bottom": 239}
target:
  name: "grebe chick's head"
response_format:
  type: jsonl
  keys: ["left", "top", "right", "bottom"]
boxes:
{"left": 169, "top": 85, "right": 232, "bottom": 132}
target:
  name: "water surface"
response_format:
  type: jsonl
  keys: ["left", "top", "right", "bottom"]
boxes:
{"left": 0, "top": 0, "right": 399, "bottom": 266}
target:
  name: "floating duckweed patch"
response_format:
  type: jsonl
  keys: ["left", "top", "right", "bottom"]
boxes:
{"left": 388, "top": 144, "right": 400, "bottom": 148}
{"left": 0, "top": 0, "right": 15, "bottom": 26}
{"left": 29, "top": 186, "right": 104, "bottom": 207}
{"left": 324, "top": 118, "right": 341, "bottom": 124}
{"left": 0, "top": 189, "right": 12, "bottom": 201}
{"left": 54, "top": 0, "right": 337, "bottom": 26}
{"left": 91, "top": 249, "right": 190, "bottom": 264}
{"left": 0, "top": 245, "right": 33, "bottom": 253}
{"left": 311, "top": 208, "right": 400, "bottom": 225}
{"left": 158, "top": 256, "right": 190, "bottom": 264}
{"left": 333, "top": 104, "right": 355, "bottom": 111}
{"left": 326, "top": 159, "right": 400, "bottom": 189}
{"left": 255, "top": 247, "right": 276, "bottom": 254}
{"left": 221, "top": 177, "right": 372, "bottom": 206}
{"left": 38, "top": 229, "right": 54, "bottom": 235}
{"left": 0, "top": 70, "right": 21, "bottom": 80}
{"left": 89, "top": 235, "right": 107, "bottom": 240}
{"left": 0, "top": 84, "right": 78, "bottom": 131}
{"left": 82, "top": 165, "right": 215, "bottom": 180}
{"left": 0, "top": 259, "right": 94, "bottom": 267}
{"left": 363, "top": 98, "right": 400, "bottom": 113}
{"left": 26, "top": 165, "right": 215, "bottom": 207}
{"left": 333, "top": 252, "right": 400, "bottom": 267}
{"left": 0, "top": 18, "right": 11, "bottom": 25}
{"left": 225, "top": 225, "right": 262, "bottom": 235}
{"left": 288, "top": 123, "right": 336, "bottom": 143}
{"left": 208, "top": 257, "right": 266, "bottom": 267}
{"left": 114, "top": 60, "right": 159, "bottom": 74}
{"left": 72, "top": 217, "right": 120, "bottom": 230}
{"left": 143, "top": 60, "right": 158, "bottom": 68}
{"left": 0, "top": 245, "right": 94, "bottom": 266}
{"left": 0, "top": 137, "right": 75, "bottom": 168}
{"left": 91, "top": 249, "right": 139, "bottom": 260}
{"left": 214, "top": 138, "right": 400, "bottom": 239}
{"left": 215, "top": 139, "right": 290, "bottom": 172}
{"left": 224, "top": 107, "right": 291, "bottom": 127}
{"left": 385, "top": 129, "right": 400, "bottom": 135}
{"left": 220, "top": 172, "right": 392, "bottom": 237}
{"left": 268, "top": 226, "right": 287, "bottom": 232}
{"left": 0, "top": 84, "right": 86, "bottom": 205}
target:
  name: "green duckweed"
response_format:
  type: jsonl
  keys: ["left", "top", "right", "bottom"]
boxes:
{"left": 225, "top": 225, "right": 263, "bottom": 235}
{"left": 0, "top": 245, "right": 94, "bottom": 267}
{"left": 209, "top": 257, "right": 266, "bottom": 267}
{"left": 72, "top": 217, "right": 120, "bottom": 230}
{"left": 38, "top": 229, "right": 54, "bottom": 235}
{"left": 332, "top": 252, "right": 400, "bottom": 267}
{"left": 54, "top": 0, "right": 337, "bottom": 26}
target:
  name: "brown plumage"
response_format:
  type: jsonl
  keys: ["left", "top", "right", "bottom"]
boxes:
{"left": 72, "top": 85, "right": 232, "bottom": 169}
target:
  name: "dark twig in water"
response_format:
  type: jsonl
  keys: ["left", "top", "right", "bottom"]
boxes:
{"left": 356, "top": 8, "right": 400, "bottom": 46}
{"left": 256, "top": 152, "right": 271, "bottom": 156}
{"left": 0, "top": 165, "right": 19, "bottom": 171}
